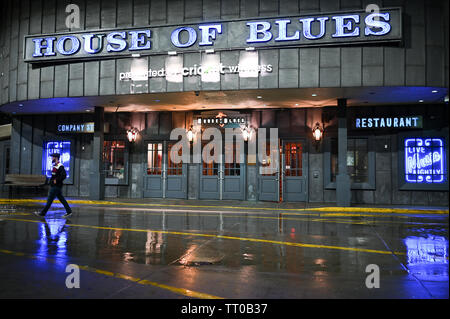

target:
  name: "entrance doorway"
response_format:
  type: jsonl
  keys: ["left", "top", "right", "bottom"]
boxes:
{"left": 199, "top": 141, "right": 246, "bottom": 200}
{"left": 282, "top": 140, "right": 307, "bottom": 202}
{"left": 258, "top": 139, "right": 308, "bottom": 202}
{"left": 143, "top": 141, "right": 187, "bottom": 199}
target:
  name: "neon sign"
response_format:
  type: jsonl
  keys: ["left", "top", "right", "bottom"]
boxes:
{"left": 42, "top": 141, "right": 71, "bottom": 179}
{"left": 404, "top": 138, "right": 446, "bottom": 183}
{"left": 355, "top": 116, "right": 422, "bottom": 129}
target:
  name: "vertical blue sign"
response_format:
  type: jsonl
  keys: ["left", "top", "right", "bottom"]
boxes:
{"left": 404, "top": 138, "right": 446, "bottom": 183}
{"left": 42, "top": 141, "right": 71, "bottom": 179}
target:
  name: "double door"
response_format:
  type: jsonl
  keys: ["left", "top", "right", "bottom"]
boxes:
{"left": 144, "top": 141, "right": 187, "bottom": 199}
{"left": 259, "top": 140, "right": 308, "bottom": 202}
{"left": 199, "top": 142, "right": 246, "bottom": 200}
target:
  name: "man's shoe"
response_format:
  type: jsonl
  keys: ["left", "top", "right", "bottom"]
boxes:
{"left": 34, "top": 211, "right": 45, "bottom": 217}
{"left": 62, "top": 211, "right": 73, "bottom": 218}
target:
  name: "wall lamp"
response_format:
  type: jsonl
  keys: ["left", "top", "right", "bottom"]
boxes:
{"left": 187, "top": 126, "right": 194, "bottom": 143}
{"left": 242, "top": 127, "right": 253, "bottom": 142}
{"left": 312, "top": 122, "right": 323, "bottom": 141}
{"left": 127, "top": 128, "right": 139, "bottom": 143}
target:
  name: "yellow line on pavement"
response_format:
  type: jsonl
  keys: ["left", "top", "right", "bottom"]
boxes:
{"left": 305, "top": 207, "right": 449, "bottom": 215}
{"left": 0, "top": 198, "right": 447, "bottom": 215}
{"left": 2, "top": 217, "right": 406, "bottom": 256}
{"left": 0, "top": 248, "right": 223, "bottom": 299}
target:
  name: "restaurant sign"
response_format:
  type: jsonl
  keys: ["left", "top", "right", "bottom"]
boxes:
{"left": 354, "top": 116, "right": 422, "bottom": 129}
{"left": 24, "top": 8, "right": 402, "bottom": 64}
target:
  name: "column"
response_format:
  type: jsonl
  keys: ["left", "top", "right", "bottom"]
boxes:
{"left": 336, "top": 98, "right": 351, "bottom": 207}
{"left": 89, "top": 106, "right": 105, "bottom": 200}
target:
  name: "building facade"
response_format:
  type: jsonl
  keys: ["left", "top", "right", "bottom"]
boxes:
{"left": 0, "top": 0, "right": 448, "bottom": 206}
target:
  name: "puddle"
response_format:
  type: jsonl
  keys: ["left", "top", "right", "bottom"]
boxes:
{"left": 178, "top": 245, "right": 224, "bottom": 266}
{"left": 404, "top": 235, "right": 448, "bottom": 281}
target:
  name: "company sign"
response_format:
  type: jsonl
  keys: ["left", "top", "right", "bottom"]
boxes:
{"left": 57, "top": 122, "right": 95, "bottom": 133}
{"left": 24, "top": 8, "right": 402, "bottom": 64}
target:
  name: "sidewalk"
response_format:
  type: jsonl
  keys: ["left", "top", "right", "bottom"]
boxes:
{"left": 0, "top": 196, "right": 448, "bottom": 215}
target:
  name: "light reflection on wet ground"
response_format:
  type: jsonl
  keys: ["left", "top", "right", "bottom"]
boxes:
{"left": 0, "top": 203, "right": 448, "bottom": 298}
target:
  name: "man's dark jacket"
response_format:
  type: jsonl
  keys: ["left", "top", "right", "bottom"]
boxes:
{"left": 49, "top": 162, "right": 67, "bottom": 187}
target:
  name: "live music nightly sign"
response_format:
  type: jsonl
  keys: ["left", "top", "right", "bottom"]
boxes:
{"left": 24, "top": 8, "right": 402, "bottom": 64}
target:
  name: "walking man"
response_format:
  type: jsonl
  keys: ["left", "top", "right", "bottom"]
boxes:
{"left": 34, "top": 153, "right": 72, "bottom": 218}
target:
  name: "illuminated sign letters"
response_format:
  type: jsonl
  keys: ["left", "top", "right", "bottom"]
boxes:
{"left": 354, "top": 116, "right": 422, "bottom": 129}
{"left": 57, "top": 122, "right": 95, "bottom": 133}
{"left": 24, "top": 8, "right": 402, "bottom": 63}
{"left": 404, "top": 138, "right": 446, "bottom": 184}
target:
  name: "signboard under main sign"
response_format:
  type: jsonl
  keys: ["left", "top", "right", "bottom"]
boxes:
{"left": 119, "top": 63, "right": 273, "bottom": 81}
{"left": 24, "top": 8, "right": 402, "bottom": 64}
{"left": 196, "top": 111, "right": 248, "bottom": 128}
{"left": 354, "top": 116, "right": 423, "bottom": 129}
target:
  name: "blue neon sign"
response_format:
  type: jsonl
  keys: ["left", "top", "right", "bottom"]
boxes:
{"left": 42, "top": 141, "right": 71, "bottom": 179}
{"left": 404, "top": 138, "right": 446, "bottom": 184}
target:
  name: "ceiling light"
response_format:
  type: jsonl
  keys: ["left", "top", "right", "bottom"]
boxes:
{"left": 295, "top": 103, "right": 299, "bottom": 106}
{"left": 18, "top": 103, "right": 23, "bottom": 107}
{"left": 205, "top": 49, "right": 214, "bottom": 54}
{"left": 245, "top": 47, "right": 255, "bottom": 51}
{"left": 418, "top": 100, "right": 424, "bottom": 103}
{"left": 168, "top": 51, "right": 177, "bottom": 56}
{"left": 311, "top": 94, "right": 317, "bottom": 97}
{"left": 257, "top": 96, "right": 262, "bottom": 99}
{"left": 432, "top": 90, "right": 438, "bottom": 93}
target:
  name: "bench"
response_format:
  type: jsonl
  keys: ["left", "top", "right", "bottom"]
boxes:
{"left": 4, "top": 174, "right": 47, "bottom": 198}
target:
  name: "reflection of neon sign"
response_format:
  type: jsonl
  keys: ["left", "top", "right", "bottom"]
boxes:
{"left": 404, "top": 236, "right": 448, "bottom": 282}
{"left": 404, "top": 236, "right": 448, "bottom": 265}
{"left": 42, "top": 141, "right": 71, "bottom": 179}
{"left": 405, "top": 138, "right": 446, "bottom": 183}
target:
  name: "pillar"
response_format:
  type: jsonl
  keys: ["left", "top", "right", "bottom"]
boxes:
{"left": 89, "top": 106, "right": 105, "bottom": 200}
{"left": 336, "top": 98, "right": 351, "bottom": 206}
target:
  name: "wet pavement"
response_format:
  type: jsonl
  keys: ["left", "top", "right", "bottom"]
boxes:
{"left": 0, "top": 199, "right": 448, "bottom": 299}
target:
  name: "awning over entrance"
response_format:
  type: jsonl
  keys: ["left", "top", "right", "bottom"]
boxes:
{"left": 0, "top": 86, "right": 447, "bottom": 115}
